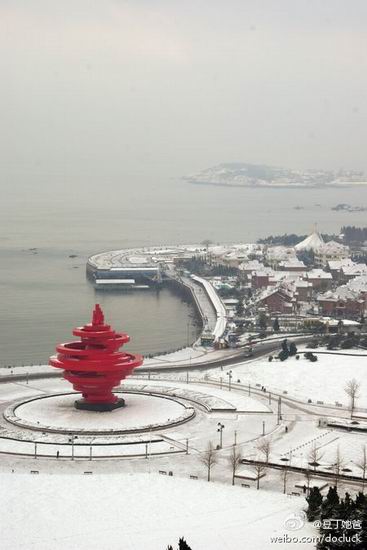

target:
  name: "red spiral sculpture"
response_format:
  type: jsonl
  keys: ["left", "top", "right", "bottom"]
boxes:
{"left": 49, "top": 304, "right": 143, "bottom": 411}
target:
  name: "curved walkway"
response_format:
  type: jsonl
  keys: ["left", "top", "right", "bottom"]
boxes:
{"left": 190, "top": 275, "right": 227, "bottom": 340}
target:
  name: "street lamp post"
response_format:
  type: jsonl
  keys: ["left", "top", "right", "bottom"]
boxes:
{"left": 69, "top": 435, "right": 75, "bottom": 460}
{"left": 217, "top": 422, "right": 225, "bottom": 449}
{"left": 34, "top": 442, "right": 37, "bottom": 459}
{"left": 277, "top": 397, "right": 282, "bottom": 425}
{"left": 226, "top": 370, "right": 233, "bottom": 391}
{"left": 147, "top": 431, "right": 152, "bottom": 473}
{"left": 186, "top": 320, "right": 190, "bottom": 346}
{"left": 234, "top": 430, "right": 237, "bottom": 446}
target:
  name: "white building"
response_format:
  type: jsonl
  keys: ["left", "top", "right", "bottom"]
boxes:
{"left": 314, "top": 241, "right": 350, "bottom": 267}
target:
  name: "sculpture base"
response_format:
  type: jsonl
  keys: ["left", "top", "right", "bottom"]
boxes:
{"left": 75, "top": 397, "right": 125, "bottom": 412}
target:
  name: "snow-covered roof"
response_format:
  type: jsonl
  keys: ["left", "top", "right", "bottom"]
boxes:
{"left": 128, "top": 256, "right": 149, "bottom": 264}
{"left": 222, "top": 298, "right": 239, "bottom": 305}
{"left": 317, "top": 240, "right": 349, "bottom": 254}
{"left": 269, "top": 271, "right": 306, "bottom": 283}
{"left": 318, "top": 285, "right": 364, "bottom": 302}
{"left": 252, "top": 269, "right": 273, "bottom": 277}
{"left": 305, "top": 269, "right": 333, "bottom": 280}
{"left": 255, "top": 283, "right": 295, "bottom": 304}
{"left": 224, "top": 251, "right": 249, "bottom": 260}
{"left": 266, "top": 246, "right": 296, "bottom": 261}
{"left": 346, "top": 274, "right": 367, "bottom": 293}
{"left": 255, "top": 287, "right": 280, "bottom": 302}
{"left": 341, "top": 263, "right": 367, "bottom": 277}
{"left": 328, "top": 258, "right": 354, "bottom": 271}
{"left": 295, "top": 231, "right": 324, "bottom": 251}
{"left": 278, "top": 258, "right": 306, "bottom": 269}
{"left": 210, "top": 243, "right": 264, "bottom": 259}
{"left": 294, "top": 279, "right": 312, "bottom": 288}
{"left": 238, "top": 260, "right": 265, "bottom": 271}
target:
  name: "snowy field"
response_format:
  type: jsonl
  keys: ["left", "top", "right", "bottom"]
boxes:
{"left": 214, "top": 350, "right": 367, "bottom": 408}
{"left": 0, "top": 473, "right": 317, "bottom": 550}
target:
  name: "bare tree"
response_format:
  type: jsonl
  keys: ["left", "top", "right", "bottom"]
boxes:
{"left": 200, "top": 442, "right": 218, "bottom": 482}
{"left": 344, "top": 378, "right": 361, "bottom": 418}
{"left": 257, "top": 438, "right": 272, "bottom": 465}
{"left": 228, "top": 445, "right": 242, "bottom": 486}
{"left": 308, "top": 443, "right": 324, "bottom": 472}
{"left": 332, "top": 446, "right": 347, "bottom": 488}
{"left": 304, "top": 466, "right": 312, "bottom": 495}
{"left": 252, "top": 454, "right": 267, "bottom": 490}
{"left": 253, "top": 462, "right": 266, "bottom": 490}
{"left": 201, "top": 239, "right": 213, "bottom": 251}
{"left": 356, "top": 445, "right": 367, "bottom": 492}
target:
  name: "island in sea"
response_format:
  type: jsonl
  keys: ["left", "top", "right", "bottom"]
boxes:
{"left": 184, "top": 162, "right": 367, "bottom": 188}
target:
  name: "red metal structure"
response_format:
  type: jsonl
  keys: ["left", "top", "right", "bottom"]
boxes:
{"left": 49, "top": 304, "right": 143, "bottom": 411}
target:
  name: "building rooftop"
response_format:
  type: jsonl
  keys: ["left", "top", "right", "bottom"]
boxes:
{"left": 341, "top": 263, "right": 367, "bottom": 277}
{"left": 328, "top": 258, "right": 354, "bottom": 271}
{"left": 305, "top": 269, "right": 333, "bottom": 280}
{"left": 317, "top": 240, "right": 349, "bottom": 254}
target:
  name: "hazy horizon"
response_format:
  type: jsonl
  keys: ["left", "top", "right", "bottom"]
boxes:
{"left": 1, "top": 0, "right": 367, "bottom": 192}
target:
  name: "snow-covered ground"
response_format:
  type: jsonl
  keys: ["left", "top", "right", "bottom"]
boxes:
{"left": 10, "top": 392, "right": 191, "bottom": 432}
{"left": 125, "top": 379, "right": 270, "bottom": 413}
{"left": 0, "top": 377, "right": 278, "bottom": 458}
{"left": 263, "top": 421, "right": 367, "bottom": 477}
{"left": 0, "top": 437, "right": 178, "bottom": 458}
{"left": 211, "top": 350, "right": 367, "bottom": 408}
{"left": 2, "top": 348, "right": 366, "bottom": 550}
{"left": 0, "top": 473, "right": 316, "bottom": 550}
{"left": 0, "top": 382, "right": 43, "bottom": 402}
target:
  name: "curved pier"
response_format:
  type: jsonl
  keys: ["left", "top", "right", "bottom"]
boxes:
{"left": 87, "top": 244, "right": 228, "bottom": 344}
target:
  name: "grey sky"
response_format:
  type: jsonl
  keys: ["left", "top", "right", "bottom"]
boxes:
{"left": 1, "top": 0, "right": 367, "bottom": 187}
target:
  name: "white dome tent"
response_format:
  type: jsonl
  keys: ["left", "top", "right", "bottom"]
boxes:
{"left": 295, "top": 229, "right": 324, "bottom": 252}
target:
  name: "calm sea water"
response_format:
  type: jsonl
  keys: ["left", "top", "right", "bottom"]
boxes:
{"left": 1, "top": 175, "right": 366, "bottom": 366}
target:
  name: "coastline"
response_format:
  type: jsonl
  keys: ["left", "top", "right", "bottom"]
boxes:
{"left": 186, "top": 179, "right": 367, "bottom": 189}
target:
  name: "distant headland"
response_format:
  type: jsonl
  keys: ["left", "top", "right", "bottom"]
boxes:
{"left": 184, "top": 163, "right": 367, "bottom": 189}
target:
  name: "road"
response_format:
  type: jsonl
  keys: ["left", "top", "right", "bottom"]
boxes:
{"left": 0, "top": 335, "right": 312, "bottom": 383}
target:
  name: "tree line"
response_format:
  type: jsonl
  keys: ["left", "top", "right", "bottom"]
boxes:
{"left": 307, "top": 487, "right": 366, "bottom": 549}
{"left": 341, "top": 226, "right": 367, "bottom": 243}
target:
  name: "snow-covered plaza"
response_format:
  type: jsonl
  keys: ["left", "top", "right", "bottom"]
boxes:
{"left": 0, "top": 348, "right": 366, "bottom": 549}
